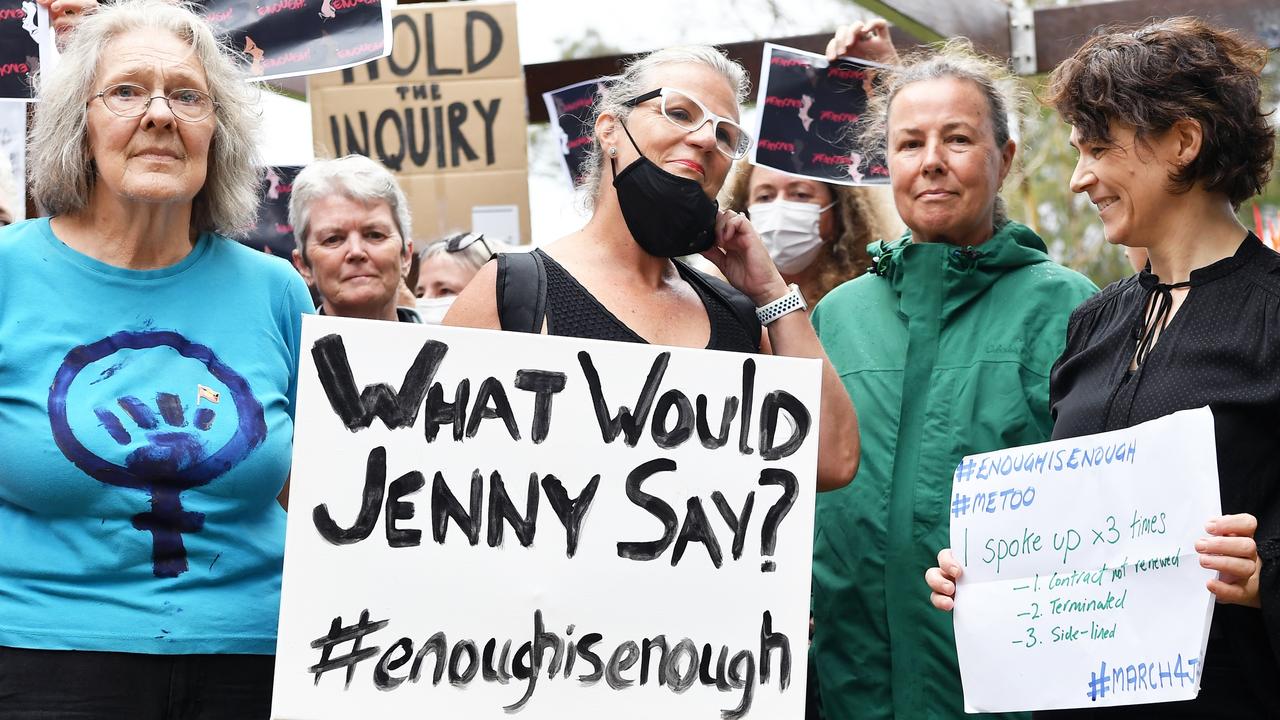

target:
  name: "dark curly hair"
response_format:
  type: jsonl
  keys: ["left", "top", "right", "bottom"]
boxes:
{"left": 725, "top": 165, "right": 881, "bottom": 304}
{"left": 1044, "top": 17, "right": 1274, "bottom": 209}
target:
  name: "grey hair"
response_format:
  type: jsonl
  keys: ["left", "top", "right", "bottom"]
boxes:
{"left": 859, "top": 38, "right": 1025, "bottom": 228}
{"left": 418, "top": 232, "right": 510, "bottom": 272}
{"left": 578, "top": 45, "right": 750, "bottom": 209}
{"left": 28, "top": 0, "right": 262, "bottom": 235}
{"left": 289, "top": 154, "right": 412, "bottom": 262}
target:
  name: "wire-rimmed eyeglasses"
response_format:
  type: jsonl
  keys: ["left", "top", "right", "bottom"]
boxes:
{"left": 93, "top": 83, "right": 218, "bottom": 123}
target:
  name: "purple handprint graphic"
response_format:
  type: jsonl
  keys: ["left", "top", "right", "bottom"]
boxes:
{"left": 48, "top": 331, "right": 267, "bottom": 578}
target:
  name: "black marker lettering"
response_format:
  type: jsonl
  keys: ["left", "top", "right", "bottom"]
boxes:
{"left": 739, "top": 358, "right": 756, "bottom": 455}
{"left": 605, "top": 641, "right": 640, "bottom": 689}
{"left": 424, "top": 13, "right": 462, "bottom": 76}
{"left": 464, "top": 10, "right": 502, "bottom": 73}
{"left": 617, "top": 458, "right": 678, "bottom": 561}
{"left": 651, "top": 389, "right": 694, "bottom": 449}
{"left": 374, "top": 111, "right": 405, "bottom": 172}
{"left": 409, "top": 632, "right": 447, "bottom": 684}
{"left": 759, "top": 390, "right": 811, "bottom": 461}
{"left": 311, "top": 335, "right": 447, "bottom": 431}
{"left": 486, "top": 471, "right": 537, "bottom": 548}
{"left": 541, "top": 473, "right": 600, "bottom": 558}
{"left": 385, "top": 470, "right": 425, "bottom": 548}
{"left": 466, "top": 376, "right": 520, "bottom": 440}
{"left": 712, "top": 490, "right": 755, "bottom": 560}
{"left": 447, "top": 102, "right": 478, "bottom": 167}
{"left": 313, "top": 446, "right": 385, "bottom": 544}
{"left": 514, "top": 369, "right": 566, "bottom": 444}
{"left": 695, "top": 393, "right": 738, "bottom": 449}
{"left": 579, "top": 350, "right": 669, "bottom": 446}
{"left": 473, "top": 97, "right": 501, "bottom": 166}
{"left": 671, "top": 497, "right": 723, "bottom": 568}
{"left": 422, "top": 378, "right": 468, "bottom": 442}
{"left": 431, "top": 470, "right": 482, "bottom": 545}
{"left": 373, "top": 638, "right": 413, "bottom": 690}
{"left": 759, "top": 610, "right": 791, "bottom": 690}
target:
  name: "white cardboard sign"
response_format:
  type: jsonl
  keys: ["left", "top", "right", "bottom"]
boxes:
{"left": 271, "top": 316, "right": 822, "bottom": 719}
{"left": 951, "top": 407, "right": 1219, "bottom": 712}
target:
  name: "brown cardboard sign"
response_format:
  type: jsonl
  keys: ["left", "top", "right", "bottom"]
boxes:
{"left": 308, "top": 1, "right": 528, "bottom": 244}
{"left": 313, "top": 78, "right": 526, "bottom": 175}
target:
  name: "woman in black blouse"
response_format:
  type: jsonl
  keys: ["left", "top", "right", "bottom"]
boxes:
{"left": 927, "top": 17, "right": 1278, "bottom": 717}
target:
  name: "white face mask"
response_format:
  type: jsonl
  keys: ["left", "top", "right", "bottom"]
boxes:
{"left": 415, "top": 295, "right": 456, "bottom": 324}
{"left": 749, "top": 199, "right": 835, "bottom": 274}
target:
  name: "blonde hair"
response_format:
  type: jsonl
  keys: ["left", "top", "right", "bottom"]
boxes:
{"left": 578, "top": 45, "right": 750, "bottom": 209}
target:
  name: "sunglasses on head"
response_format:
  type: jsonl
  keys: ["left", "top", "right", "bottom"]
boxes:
{"left": 442, "top": 232, "right": 493, "bottom": 260}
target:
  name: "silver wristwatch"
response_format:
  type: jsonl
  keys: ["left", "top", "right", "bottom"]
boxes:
{"left": 755, "top": 283, "right": 807, "bottom": 326}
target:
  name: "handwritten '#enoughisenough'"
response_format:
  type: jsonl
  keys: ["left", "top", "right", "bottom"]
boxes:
{"left": 307, "top": 608, "right": 792, "bottom": 718}
{"left": 959, "top": 441, "right": 1138, "bottom": 483}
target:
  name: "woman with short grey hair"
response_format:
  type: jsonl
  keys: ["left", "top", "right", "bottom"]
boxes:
{"left": 0, "top": 0, "right": 312, "bottom": 715}
{"left": 289, "top": 154, "right": 418, "bottom": 323}
{"left": 446, "top": 44, "right": 860, "bottom": 492}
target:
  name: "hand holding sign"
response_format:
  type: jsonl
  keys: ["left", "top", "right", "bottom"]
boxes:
{"left": 750, "top": 44, "right": 889, "bottom": 187}
{"left": 943, "top": 407, "right": 1220, "bottom": 713}
{"left": 273, "top": 317, "right": 823, "bottom": 719}
{"left": 1197, "top": 513, "right": 1261, "bottom": 607}
{"left": 825, "top": 18, "right": 899, "bottom": 65}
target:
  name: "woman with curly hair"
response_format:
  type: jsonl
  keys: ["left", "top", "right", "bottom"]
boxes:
{"left": 928, "top": 17, "right": 1279, "bottom": 717}
{"left": 724, "top": 165, "right": 885, "bottom": 304}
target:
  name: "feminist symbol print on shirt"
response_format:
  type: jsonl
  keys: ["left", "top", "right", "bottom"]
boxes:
{"left": 47, "top": 330, "right": 267, "bottom": 578}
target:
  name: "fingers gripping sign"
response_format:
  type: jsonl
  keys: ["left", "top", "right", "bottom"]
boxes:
{"left": 1197, "top": 513, "right": 1262, "bottom": 608}
{"left": 825, "top": 18, "right": 899, "bottom": 65}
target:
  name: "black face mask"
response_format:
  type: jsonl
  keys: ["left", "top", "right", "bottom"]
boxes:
{"left": 610, "top": 119, "right": 719, "bottom": 258}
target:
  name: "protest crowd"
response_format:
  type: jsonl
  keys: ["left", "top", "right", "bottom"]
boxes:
{"left": 0, "top": 0, "right": 1276, "bottom": 718}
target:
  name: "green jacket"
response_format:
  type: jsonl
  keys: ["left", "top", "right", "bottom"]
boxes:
{"left": 809, "top": 222, "right": 1097, "bottom": 719}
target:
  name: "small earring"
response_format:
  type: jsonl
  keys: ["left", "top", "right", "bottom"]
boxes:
{"left": 607, "top": 147, "right": 617, "bottom": 157}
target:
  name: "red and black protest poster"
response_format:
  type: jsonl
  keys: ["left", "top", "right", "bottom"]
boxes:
{"left": 195, "top": 0, "right": 389, "bottom": 81}
{"left": 750, "top": 43, "right": 889, "bottom": 187}
{"left": 542, "top": 77, "right": 610, "bottom": 189}
{"left": 0, "top": 0, "right": 39, "bottom": 101}
{"left": 238, "top": 164, "right": 302, "bottom": 259}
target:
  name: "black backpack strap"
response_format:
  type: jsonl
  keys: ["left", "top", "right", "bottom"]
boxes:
{"left": 496, "top": 250, "right": 547, "bottom": 334}
{"left": 680, "top": 263, "right": 762, "bottom": 351}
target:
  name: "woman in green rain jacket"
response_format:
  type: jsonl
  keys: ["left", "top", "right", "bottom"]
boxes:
{"left": 807, "top": 41, "right": 1097, "bottom": 720}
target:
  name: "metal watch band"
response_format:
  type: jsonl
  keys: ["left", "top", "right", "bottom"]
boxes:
{"left": 755, "top": 283, "right": 807, "bottom": 326}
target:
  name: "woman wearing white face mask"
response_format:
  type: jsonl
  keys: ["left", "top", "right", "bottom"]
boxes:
{"left": 726, "top": 165, "right": 885, "bottom": 304}
{"left": 414, "top": 232, "right": 504, "bottom": 324}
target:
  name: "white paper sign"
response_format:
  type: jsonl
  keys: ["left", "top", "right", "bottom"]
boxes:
{"left": 0, "top": 101, "right": 25, "bottom": 220}
{"left": 272, "top": 316, "right": 822, "bottom": 719}
{"left": 470, "top": 204, "right": 520, "bottom": 245}
{"left": 951, "top": 407, "right": 1219, "bottom": 712}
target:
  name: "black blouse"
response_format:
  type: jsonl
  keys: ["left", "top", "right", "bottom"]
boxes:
{"left": 1044, "top": 234, "right": 1280, "bottom": 718}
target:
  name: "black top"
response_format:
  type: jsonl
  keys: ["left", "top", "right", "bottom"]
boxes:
{"left": 1043, "top": 233, "right": 1280, "bottom": 718}
{"left": 534, "top": 249, "right": 759, "bottom": 353}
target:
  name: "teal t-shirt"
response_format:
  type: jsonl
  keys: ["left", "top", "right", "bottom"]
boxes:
{"left": 0, "top": 218, "right": 313, "bottom": 654}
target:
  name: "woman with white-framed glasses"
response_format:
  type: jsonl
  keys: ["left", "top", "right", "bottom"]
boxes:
{"left": 446, "top": 45, "right": 860, "bottom": 492}
{"left": 0, "top": 0, "right": 312, "bottom": 716}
